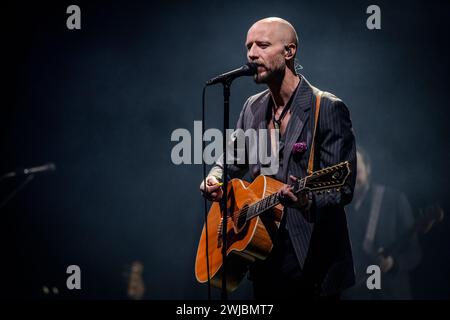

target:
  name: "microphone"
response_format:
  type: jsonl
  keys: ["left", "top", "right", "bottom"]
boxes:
{"left": 206, "top": 62, "right": 258, "bottom": 86}
{"left": 1, "top": 162, "right": 56, "bottom": 180}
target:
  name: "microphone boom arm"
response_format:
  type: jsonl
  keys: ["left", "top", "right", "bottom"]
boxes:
{"left": 206, "top": 63, "right": 257, "bottom": 86}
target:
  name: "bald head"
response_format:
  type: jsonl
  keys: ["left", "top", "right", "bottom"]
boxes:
{"left": 249, "top": 17, "right": 298, "bottom": 48}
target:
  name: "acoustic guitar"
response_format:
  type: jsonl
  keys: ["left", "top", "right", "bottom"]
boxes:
{"left": 195, "top": 161, "right": 351, "bottom": 292}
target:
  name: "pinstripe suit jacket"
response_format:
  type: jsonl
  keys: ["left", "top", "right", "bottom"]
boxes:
{"left": 213, "top": 75, "right": 356, "bottom": 295}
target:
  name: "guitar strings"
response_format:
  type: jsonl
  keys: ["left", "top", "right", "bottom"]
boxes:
{"left": 218, "top": 167, "right": 345, "bottom": 227}
{"left": 221, "top": 177, "right": 307, "bottom": 225}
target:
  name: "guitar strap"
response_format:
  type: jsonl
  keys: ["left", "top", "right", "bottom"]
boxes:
{"left": 307, "top": 90, "right": 323, "bottom": 175}
{"left": 363, "top": 185, "right": 385, "bottom": 254}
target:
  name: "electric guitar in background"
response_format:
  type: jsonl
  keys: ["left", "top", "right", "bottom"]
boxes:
{"left": 195, "top": 161, "right": 351, "bottom": 292}
{"left": 378, "top": 203, "right": 444, "bottom": 258}
{"left": 354, "top": 203, "right": 445, "bottom": 288}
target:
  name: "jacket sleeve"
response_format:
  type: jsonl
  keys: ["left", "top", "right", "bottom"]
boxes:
{"left": 311, "top": 98, "right": 357, "bottom": 210}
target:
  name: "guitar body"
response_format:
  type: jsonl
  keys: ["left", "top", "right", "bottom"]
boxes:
{"left": 194, "top": 161, "right": 351, "bottom": 292}
{"left": 195, "top": 175, "right": 285, "bottom": 292}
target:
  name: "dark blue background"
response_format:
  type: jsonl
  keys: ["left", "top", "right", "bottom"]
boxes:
{"left": 1, "top": 0, "right": 449, "bottom": 299}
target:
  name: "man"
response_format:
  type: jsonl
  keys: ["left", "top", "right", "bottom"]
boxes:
{"left": 343, "top": 147, "right": 422, "bottom": 299}
{"left": 200, "top": 17, "right": 356, "bottom": 299}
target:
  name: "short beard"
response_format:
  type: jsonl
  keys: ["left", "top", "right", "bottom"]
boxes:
{"left": 253, "top": 66, "right": 285, "bottom": 85}
{"left": 253, "top": 73, "right": 266, "bottom": 84}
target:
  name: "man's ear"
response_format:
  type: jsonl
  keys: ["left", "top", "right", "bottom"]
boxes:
{"left": 285, "top": 44, "right": 296, "bottom": 59}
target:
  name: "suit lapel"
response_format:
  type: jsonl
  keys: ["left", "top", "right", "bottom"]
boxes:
{"left": 248, "top": 78, "right": 314, "bottom": 180}
{"left": 281, "top": 76, "right": 314, "bottom": 181}
{"left": 247, "top": 90, "right": 270, "bottom": 176}
{"left": 250, "top": 90, "right": 271, "bottom": 131}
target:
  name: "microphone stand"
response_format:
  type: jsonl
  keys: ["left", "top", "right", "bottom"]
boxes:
{"left": 205, "top": 64, "right": 256, "bottom": 300}
{"left": 0, "top": 174, "right": 35, "bottom": 210}
{"left": 220, "top": 81, "right": 231, "bottom": 300}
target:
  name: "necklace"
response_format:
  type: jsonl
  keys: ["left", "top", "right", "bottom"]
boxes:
{"left": 272, "top": 105, "right": 290, "bottom": 131}
{"left": 271, "top": 89, "right": 296, "bottom": 133}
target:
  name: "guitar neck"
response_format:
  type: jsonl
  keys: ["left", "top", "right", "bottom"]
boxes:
{"left": 241, "top": 161, "right": 350, "bottom": 221}
{"left": 245, "top": 192, "right": 281, "bottom": 221}
{"left": 245, "top": 177, "right": 306, "bottom": 221}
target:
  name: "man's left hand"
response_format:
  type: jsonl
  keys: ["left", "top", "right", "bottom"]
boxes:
{"left": 277, "top": 175, "right": 312, "bottom": 210}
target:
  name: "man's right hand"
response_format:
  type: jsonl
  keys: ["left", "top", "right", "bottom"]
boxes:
{"left": 200, "top": 176, "right": 223, "bottom": 202}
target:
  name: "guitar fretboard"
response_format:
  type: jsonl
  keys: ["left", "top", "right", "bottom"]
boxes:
{"left": 244, "top": 177, "right": 306, "bottom": 221}
{"left": 226, "top": 161, "right": 349, "bottom": 223}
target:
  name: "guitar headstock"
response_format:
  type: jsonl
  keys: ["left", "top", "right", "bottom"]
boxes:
{"left": 124, "top": 260, "right": 146, "bottom": 300}
{"left": 417, "top": 204, "right": 445, "bottom": 234}
{"left": 299, "top": 161, "right": 351, "bottom": 192}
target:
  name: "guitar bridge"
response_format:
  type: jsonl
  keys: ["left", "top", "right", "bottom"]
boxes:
{"left": 217, "top": 218, "right": 223, "bottom": 248}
